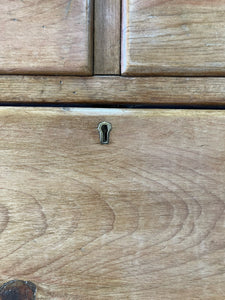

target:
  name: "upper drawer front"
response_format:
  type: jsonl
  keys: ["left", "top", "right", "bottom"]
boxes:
{"left": 0, "top": 1, "right": 93, "bottom": 75}
{"left": 122, "top": 0, "right": 225, "bottom": 76}
{"left": 0, "top": 108, "right": 225, "bottom": 299}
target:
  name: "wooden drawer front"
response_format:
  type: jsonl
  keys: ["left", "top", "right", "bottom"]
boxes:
{"left": 0, "top": 108, "right": 225, "bottom": 299}
{"left": 122, "top": 0, "right": 225, "bottom": 76}
{"left": 0, "top": 1, "right": 93, "bottom": 75}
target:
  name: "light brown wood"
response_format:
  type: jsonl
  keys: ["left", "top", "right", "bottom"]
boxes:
{"left": 0, "top": 107, "right": 225, "bottom": 299}
{"left": 122, "top": 0, "right": 225, "bottom": 76}
{"left": 1, "top": 75, "right": 225, "bottom": 106}
{"left": 0, "top": 0, "right": 93, "bottom": 75}
{"left": 94, "top": 0, "right": 121, "bottom": 74}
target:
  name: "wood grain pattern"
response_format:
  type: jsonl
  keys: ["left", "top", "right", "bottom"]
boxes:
{"left": 1, "top": 76, "right": 225, "bottom": 106}
{"left": 94, "top": 0, "right": 121, "bottom": 74}
{"left": 122, "top": 0, "right": 225, "bottom": 75}
{"left": 0, "top": 107, "right": 225, "bottom": 299}
{"left": 0, "top": 0, "right": 93, "bottom": 75}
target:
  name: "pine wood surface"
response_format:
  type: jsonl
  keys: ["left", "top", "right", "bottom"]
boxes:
{"left": 0, "top": 108, "right": 224, "bottom": 299}
{"left": 122, "top": 0, "right": 225, "bottom": 76}
{"left": 0, "top": 0, "right": 93, "bottom": 75}
{"left": 94, "top": 0, "right": 121, "bottom": 75}
{"left": 0, "top": 76, "right": 225, "bottom": 106}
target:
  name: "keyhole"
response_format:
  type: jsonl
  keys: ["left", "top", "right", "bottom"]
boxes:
{"left": 101, "top": 125, "right": 108, "bottom": 143}
{"left": 98, "top": 122, "right": 112, "bottom": 144}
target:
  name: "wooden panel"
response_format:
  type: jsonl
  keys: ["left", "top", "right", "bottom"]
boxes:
{"left": 0, "top": 1, "right": 93, "bottom": 75}
{"left": 0, "top": 108, "right": 225, "bottom": 299}
{"left": 122, "top": 0, "right": 225, "bottom": 76}
{"left": 1, "top": 76, "right": 225, "bottom": 106}
{"left": 94, "top": 0, "right": 121, "bottom": 74}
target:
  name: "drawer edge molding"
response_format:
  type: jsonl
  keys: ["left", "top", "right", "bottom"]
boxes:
{"left": 0, "top": 76, "right": 224, "bottom": 106}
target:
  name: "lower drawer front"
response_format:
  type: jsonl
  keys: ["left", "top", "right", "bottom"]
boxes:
{"left": 0, "top": 108, "right": 224, "bottom": 299}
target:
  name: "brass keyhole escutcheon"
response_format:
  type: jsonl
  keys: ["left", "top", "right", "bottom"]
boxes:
{"left": 98, "top": 122, "right": 112, "bottom": 144}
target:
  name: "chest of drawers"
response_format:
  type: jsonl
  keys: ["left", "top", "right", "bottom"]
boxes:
{"left": 0, "top": 1, "right": 225, "bottom": 299}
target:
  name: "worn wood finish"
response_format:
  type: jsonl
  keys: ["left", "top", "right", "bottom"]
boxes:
{"left": 94, "top": 0, "right": 121, "bottom": 74}
{"left": 0, "top": 108, "right": 225, "bottom": 299}
{"left": 0, "top": 280, "right": 36, "bottom": 300}
{"left": 0, "top": 0, "right": 93, "bottom": 75}
{"left": 1, "top": 76, "right": 225, "bottom": 106}
{"left": 122, "top": 0, "right": 225, "bottom": 75}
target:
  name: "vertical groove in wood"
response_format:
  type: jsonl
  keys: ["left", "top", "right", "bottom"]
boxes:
{"left": 94, "top": 0, "right": 121, "bottom": 75}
